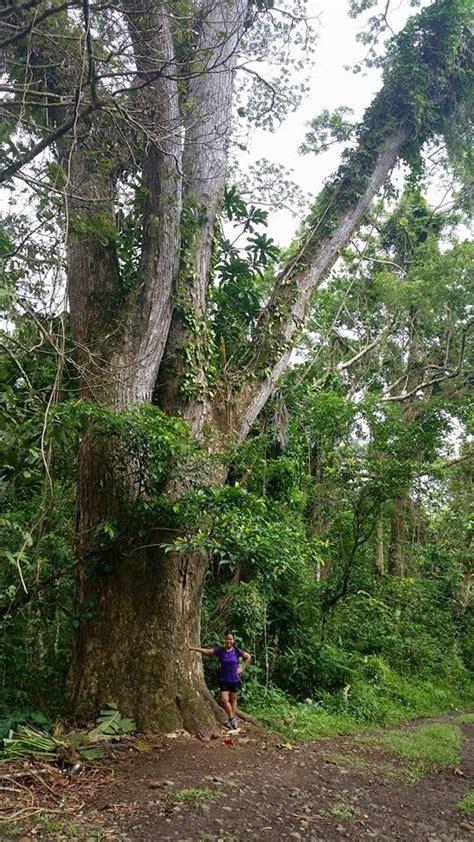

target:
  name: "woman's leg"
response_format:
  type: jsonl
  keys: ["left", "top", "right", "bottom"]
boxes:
{"left": 220, "top": 690, "right": 233, "bottom": 721}
{"left": 230, "top": 691, "right": 238, "bottom": 718}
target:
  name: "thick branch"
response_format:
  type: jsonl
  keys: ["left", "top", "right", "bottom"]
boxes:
{"left": 311, "top": 320, "right": 395, "bottom": 389}
{"left": 182, "top": 0, "right": 249, "bottom": 313}
{"left": 0, "top": 101, "right": 95, "bottom": 184}
{"left": 234, "top": 126, "right": 407, "bottom": 441}
{"left": 222, "top": 0, "right": 471, "bottom": 442}
{"left": 115, "top": 0, "right": 183, "bottom": 403}
{"left": 158, "top": 0, "right": 249, "bottom": 426}
{"left": 440, "top": 450, "right": 474, "bottom": 470}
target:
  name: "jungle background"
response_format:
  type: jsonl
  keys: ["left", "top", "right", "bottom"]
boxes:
{"left": 0, "top": 0, "right": 473, "bottom": 737}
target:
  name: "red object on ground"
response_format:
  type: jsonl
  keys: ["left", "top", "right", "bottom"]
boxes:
{"left": 222, "top": 738, "right": 234, "bottom": 747}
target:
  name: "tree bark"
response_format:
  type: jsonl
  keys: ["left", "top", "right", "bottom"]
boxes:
{"left": 159, "top": 0, "right": 248, "bottom": 433}
{"left": 375, "top": 518, "right": 385, "bottom": 576}
{"left": 63, "top": 1, "right": 249, "bottom": 731}
{"left": 389, "top": 498, "right": 406, "bottom": 577}
{"left": 118, "top": 0, "right": 183, "bottom": 403}
{"left": 66, "top": 536, "right": 221, "bottom": 731}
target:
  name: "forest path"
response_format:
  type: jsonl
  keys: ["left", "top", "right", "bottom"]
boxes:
{"left": 2, "top": 714, "right": 473, "bottom": 841}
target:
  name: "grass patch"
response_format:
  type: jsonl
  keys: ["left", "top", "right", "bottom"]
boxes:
{"left": 171, "top": 787, "right": 218, "bottom": 806}
{"left": 322, "top": 749, "right": 401, "bottom": 782}
{"left": 244, "top": 679, "right": 471, "bottom": 743}
{"left": 458, "top": 789, "right": 474, "bottom": 814}
{"left": 2, "top": 817, "right": 107, "bottom": 840}
{"left": 246, "top": 686, "right": 359, "bottom": 740}
{"left": 323, "top": 750, "right": 370, "bottom": 769}
{"left": 372, "top": 723, "right": 463, "bottom": 781}
{"left": 0, "top": 823, "right": 22, "bottom": 840}
{"left": 457, "top": 713, "right": 474, "bottom": 724}
{"left": 324, "top": 746, "right": 426, "bottom": 784}
{"left": 40, "top": 819, "right": 64, "bottom": 833}
{"left": 329, "top": 800, "right": 360, "bottom": 819}
{"left": 36, "top": 817, "right": 106, "bottom": 840}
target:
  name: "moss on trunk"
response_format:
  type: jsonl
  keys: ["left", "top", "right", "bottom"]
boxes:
{"left": 66, "top": 545, "right": 222, "bottom": 732}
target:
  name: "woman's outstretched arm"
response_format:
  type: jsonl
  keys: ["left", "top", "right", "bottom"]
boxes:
{"left": 189, "top": 644, "right": 215, "bottom": 656}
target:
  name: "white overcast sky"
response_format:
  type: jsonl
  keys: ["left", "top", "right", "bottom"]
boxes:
{"left": 242, "top": 0, "right": 427, "bottom": 245}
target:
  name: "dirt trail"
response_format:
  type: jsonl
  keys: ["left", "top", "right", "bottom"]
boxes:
{"left": 2, "top": 716, "right": 473, "bottom": 841}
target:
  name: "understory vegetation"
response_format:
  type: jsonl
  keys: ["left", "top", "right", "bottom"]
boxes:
{"left": 1, "top": 183, "right": 472, "bottom": 734}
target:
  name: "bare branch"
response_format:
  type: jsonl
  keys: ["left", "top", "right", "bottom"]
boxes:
{"left": 382, "top": 323, "right": 472, "bottom": 402}
{"left": 0, "top": 100, "right": 95, "bottom": 184}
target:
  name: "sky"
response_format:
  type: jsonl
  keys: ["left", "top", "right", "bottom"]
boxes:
{"left": 240, "top": 0, "right": 425, "bottom": 245}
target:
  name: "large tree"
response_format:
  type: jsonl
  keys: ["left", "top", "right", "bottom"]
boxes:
{"left": 1, "top": 0, "right": 472, "bottom": 729}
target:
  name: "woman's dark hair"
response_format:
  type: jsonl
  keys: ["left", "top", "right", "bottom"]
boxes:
{"left": 224, "top": 630, "right": 234, "bottom": 638}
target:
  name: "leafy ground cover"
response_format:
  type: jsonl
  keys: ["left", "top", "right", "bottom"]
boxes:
{"left": 375, "top": 722, "right": 462, "bottom": 767}
{"left": 0, "top": 705, "right": 136, "bottom": 764}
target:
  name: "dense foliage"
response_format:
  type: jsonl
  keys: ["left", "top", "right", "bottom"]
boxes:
{"left": 1, "top": 183, "right": 472, "bottom": 724}
{"left": 1, "top": 0, "right": 472, "bottom": 731}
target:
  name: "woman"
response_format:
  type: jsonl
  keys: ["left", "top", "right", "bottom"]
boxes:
{"left": 189, "top": 632, "right": 251, "bottom": 729}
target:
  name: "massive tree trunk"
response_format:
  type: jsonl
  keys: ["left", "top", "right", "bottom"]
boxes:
{"left": 63, "top": 0, "right": 248, "bottom": 728}
{"left": 66, "top": 542, "right": 221, "bottom": 731}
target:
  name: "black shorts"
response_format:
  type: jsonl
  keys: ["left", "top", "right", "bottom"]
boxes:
{"left": 218, "top": 681, "right": 241, "bottom": 693}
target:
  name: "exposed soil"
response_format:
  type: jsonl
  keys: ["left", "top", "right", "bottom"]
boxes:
{"left": 1, "top": 715, "right": 473, "bottom": 841}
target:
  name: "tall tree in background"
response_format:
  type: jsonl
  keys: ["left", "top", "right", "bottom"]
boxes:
{"left": 1, "top": 0, "right": 472, "bottom": 729}
{"left": 295, "top": 186, "right": 472, "bottom": 578}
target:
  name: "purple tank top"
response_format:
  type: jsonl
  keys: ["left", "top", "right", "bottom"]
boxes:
{"left": 213, "top": 646, "right": 245, "bottom": 683}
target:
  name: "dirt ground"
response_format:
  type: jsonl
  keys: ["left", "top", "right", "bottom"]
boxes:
{"left": 1, "top": 715, "right": 473, "bottom": 841}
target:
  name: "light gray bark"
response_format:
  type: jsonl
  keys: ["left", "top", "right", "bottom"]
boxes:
{"left": 183, "top": 0, "right": 249, "bottom": 313}
{"left": 375, "top": 518, "right": 385, "bottom": 576}
{"left": 158, "top": 0, "right": 249, "bottom": 431}
{"left": 234, "top": 127, "right": 408, "bottom": 442}
{"left": 116, "top": 0, "right": 183, "bottom": 404}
